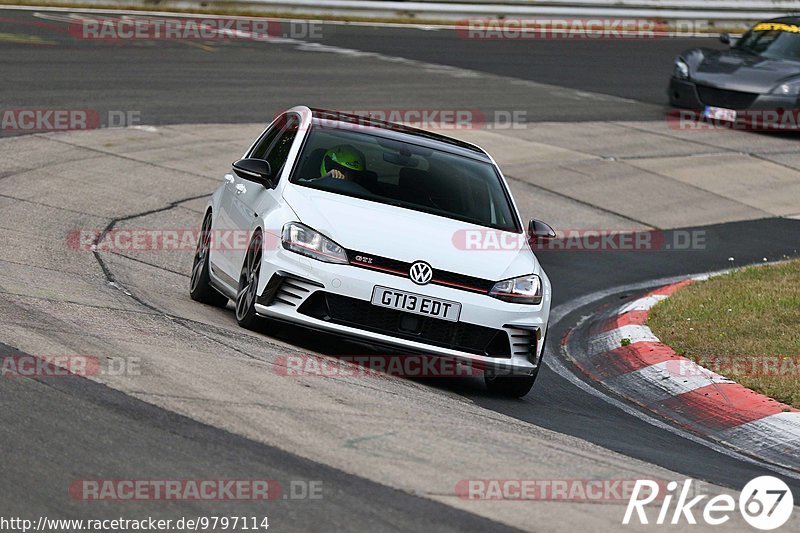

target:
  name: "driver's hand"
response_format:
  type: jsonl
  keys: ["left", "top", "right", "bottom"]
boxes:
{"left": 330, "top": 169, "right": 346, "bottom": 180}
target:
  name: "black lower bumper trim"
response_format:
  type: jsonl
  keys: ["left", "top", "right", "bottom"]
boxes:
{"left": 297, "top": 292, "right": 512, "bottom": 357}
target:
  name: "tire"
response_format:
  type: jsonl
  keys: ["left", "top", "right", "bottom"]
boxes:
{"left": 484, "top": 329, "right": 547, "bottom": 398}
{"left": 235, "top": 230, "right": 263, "bottom": 330}
{"left": 189, "top": 211, "right": 229, "bottom": 308}
{"left": 484, "top": 373, "right": 537, "bottom": 398}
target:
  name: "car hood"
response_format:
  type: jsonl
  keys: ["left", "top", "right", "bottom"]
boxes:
{"left": 689, "top": 49, "right": 800, "bottom": 93}
{"left": 282, "top": 184, "right": 537, "bottom": 281}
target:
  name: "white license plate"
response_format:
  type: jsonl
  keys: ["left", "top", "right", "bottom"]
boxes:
{"left": 703, "top": 106, "right": 736, "bottom": 122}
{"left": 371, "top": 286, "right": 461, "bottom": 322}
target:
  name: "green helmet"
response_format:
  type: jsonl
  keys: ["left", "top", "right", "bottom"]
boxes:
{"left": 320, "top": 145, "right": 365, "bottom": 177}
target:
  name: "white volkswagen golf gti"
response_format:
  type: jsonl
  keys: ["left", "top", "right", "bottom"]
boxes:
{"left": 190, "top": 106, "right": 554, "bottom": 396}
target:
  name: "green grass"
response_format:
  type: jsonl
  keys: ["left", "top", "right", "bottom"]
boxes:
{"left": 648, "top": 260, "right": 800, "bottom": 408}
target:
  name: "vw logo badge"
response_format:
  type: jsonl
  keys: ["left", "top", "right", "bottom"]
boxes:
{"left": 409, "top": 261, "right": 433, "bottom": 285}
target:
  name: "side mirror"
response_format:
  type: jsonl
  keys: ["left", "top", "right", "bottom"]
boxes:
{"left": 528, "top": 219, "right": 556, "bottom": 241}
{"left": 232, "top": 158, "right": 273, "bottom": 186}
{"left": 719, "top": 33, "right": 730, "bottom": 45}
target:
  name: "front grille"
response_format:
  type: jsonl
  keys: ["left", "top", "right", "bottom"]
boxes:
{"left": 696, "top": 85, "right": 759, "bottom": 110}
{"left": 298, "top": 292, "right": 511, "bottom": 357}
{"left": 346, "top": 249, "right": 495, "bottom": 294}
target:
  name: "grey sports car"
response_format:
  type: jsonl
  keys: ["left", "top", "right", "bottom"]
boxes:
{"left": 669, "top": 17, "right": 800, "bottom": 125}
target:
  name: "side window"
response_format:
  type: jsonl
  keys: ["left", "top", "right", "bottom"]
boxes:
{"left": 265, "top": 118, "right": 299, "bottom": 179}
{"left": 249, "top": 114, "right": 300, "bottom": 183}
{"left": 249, "top": 121, "right": 282, "bottom": 160}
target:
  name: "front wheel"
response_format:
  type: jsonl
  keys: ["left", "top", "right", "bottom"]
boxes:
{"left": 235, "top": 230, "right": 263, "bottom": 330}
{"left": 484, "top": 330, "right": 546, "bottom": 397}
{"left": 189, "top": 211, "right": 229, "bottom": 307}
{"left": 484, "top": 373, "right": 537, "bottom": 398}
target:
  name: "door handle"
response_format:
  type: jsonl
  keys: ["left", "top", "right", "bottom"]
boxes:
{"left": 224, "top": 174, "right": 234, "bottom": 184}
{"left": 235, "top": 184, "right": 247, "bottom": 195}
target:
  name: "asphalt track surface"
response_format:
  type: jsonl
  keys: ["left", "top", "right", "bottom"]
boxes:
{"left": 0, "top": 8, "right": 718, "bottom": 126}
{"left": 1, "top": 6, "right": 800, "bottom": 531}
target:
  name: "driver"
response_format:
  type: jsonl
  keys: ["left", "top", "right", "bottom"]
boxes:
{"left": 319, "top": 145, "right": 366, "bottom": 181}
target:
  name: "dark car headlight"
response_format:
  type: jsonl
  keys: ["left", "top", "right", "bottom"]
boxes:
{"left": 771, "top": 80, "right": 800, "bottom": 96}
{"left": 673, "top": 58, "right": 690, "bottom": 80}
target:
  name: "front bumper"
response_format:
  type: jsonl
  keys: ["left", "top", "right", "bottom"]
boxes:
{"left": 668, "top": 77, "right": 799, "bottom": 112}
{"left": 253, "top": 246, "right": 549, "bottom": 375}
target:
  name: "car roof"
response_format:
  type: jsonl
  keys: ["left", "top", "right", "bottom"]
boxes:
{"left": 308, "top": 108, "right": 493, "bottom": 163}
{"left": 755, "top": 16, "right": 800, "bottom": 26}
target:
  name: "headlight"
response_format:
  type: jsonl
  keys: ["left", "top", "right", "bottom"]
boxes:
{"left": 673, "top": 58, "right": 689, "bottom": 80}
{"left": 489, "top": 274, "right": 542, "bottom": 305}
{"left": 771, "top": 80, "right": 800, "bottom": 96}
{"left": 281, "top": 222, "right": 348, "bottom": 264}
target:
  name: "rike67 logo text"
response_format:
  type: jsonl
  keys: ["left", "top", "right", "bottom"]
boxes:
{"left": 624, "top": 477, "right": 793, "bottom": 530}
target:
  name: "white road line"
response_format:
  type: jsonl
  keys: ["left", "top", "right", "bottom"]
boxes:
{"left": 6, "top": 4, "right": 727, "bottom": 37}
{"left": 28, "top": 5, "right": 643, "bottom": 104}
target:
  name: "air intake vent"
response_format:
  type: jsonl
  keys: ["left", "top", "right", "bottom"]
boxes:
{"left": 273, "top": 279, "right": 310, "bottom": 307}
{"left": 506, "top": 327, "right": 537, "bottom": 361}
{"left": 258, "top": 274, "right": 322, "bottom": 307}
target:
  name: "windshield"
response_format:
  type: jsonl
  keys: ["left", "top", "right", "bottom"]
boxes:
{"left": 290, "top": 126, "right": 521, "bottom": 232}
{"left": 735, "top": 22, "right": 800, "bottom": 60}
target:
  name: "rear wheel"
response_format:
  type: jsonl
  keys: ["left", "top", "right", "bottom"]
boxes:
{"left": 235, "top": 231, "right": 263, "bottom": 330}
{"left": 189, "top": 211, "right": 228, "bottom": 307}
